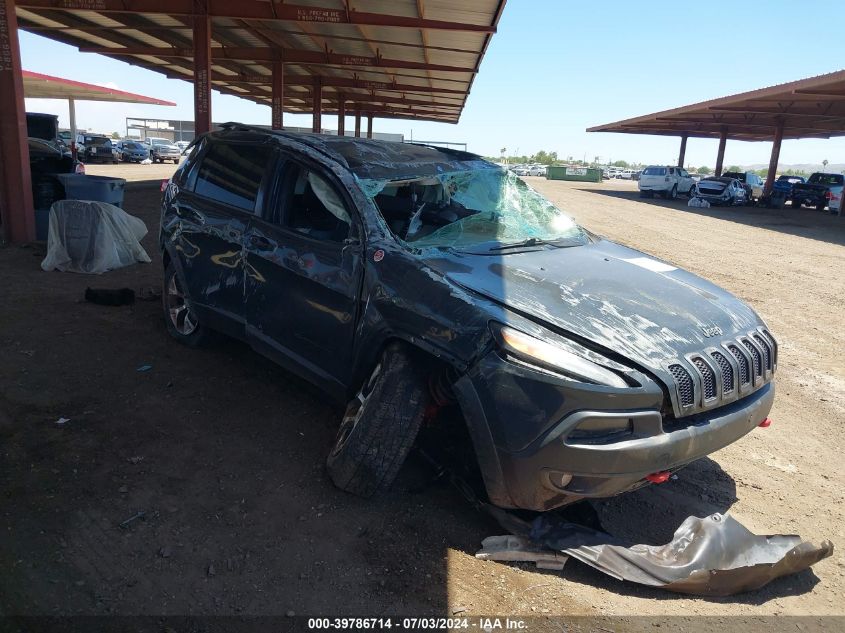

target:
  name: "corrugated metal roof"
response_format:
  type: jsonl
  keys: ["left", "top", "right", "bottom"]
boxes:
{"left": 23, "top": 69, "right": 176, "bottom": 104}
{"left": 589, "top": 69, "right": 845, "bottom": 142}
{"left": 16, "top": 0, "right": 506, "bottom": 124}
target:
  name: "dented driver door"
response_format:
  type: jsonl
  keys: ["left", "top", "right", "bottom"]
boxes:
{"left": 243, "top": 158, "right": 364, "bottom": 395}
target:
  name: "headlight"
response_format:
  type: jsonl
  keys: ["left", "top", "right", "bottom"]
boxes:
{"left": 492, "top": 325, "right": 629, "bottom": 388}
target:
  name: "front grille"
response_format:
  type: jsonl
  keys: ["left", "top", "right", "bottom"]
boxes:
{"left": 742, "top": 339, "right": 763, "bottom": 378}
{"left": 710, "top": 351, "right": 734, "bottom": 393}
{"left": 667, "top": 329, "right": 777, "bottom": 415}
{"left": 753, "top": 334, "right": 772, "bottom": 371}
{"left": 669, "top": 364, "right": 694, "bottom": 407}
{"left": 760, "top": 329, "right": 778, "bottom": 366}
{"left": 691, "top": 357, "right": 716, "bottom": 400}
{"left": 727, "top": 344, "right": 750, "bottom": 385}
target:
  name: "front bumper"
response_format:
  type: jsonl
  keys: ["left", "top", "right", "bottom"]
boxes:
{"left": 454, "top": 350, "right": 774, "bottom": 511}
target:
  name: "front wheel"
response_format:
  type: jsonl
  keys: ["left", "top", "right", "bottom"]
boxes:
{"left": 327, "top": 343, "right": 428, "bottom": 498}
{"left": 163, "top": 262, "right": 212, "bottom": 347}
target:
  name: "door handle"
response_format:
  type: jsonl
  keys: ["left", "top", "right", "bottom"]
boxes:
{"left": 249, "top": 234, "right": 274, "bottom": 250}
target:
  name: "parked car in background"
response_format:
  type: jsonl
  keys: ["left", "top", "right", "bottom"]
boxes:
{"left": 77, "top": 134, "right": 118, "bottom": 163}
{"left": 116, "top": 140, "right": 151, "bottom": 163}
{"left": 160, "top": 125, "right": 777, "bottom": 511}
{"left": 693, "top": 177, "right": 748, "bottom": 206}
{"left": 721, "top": 171, "right": 764, "bottom": 201}
{"left": 528, "top": 165, "right": 547, "bottom": 177}
{"left": 176, "top": 140, "right": 190, "bottom": 154}
{"left": 148, "top": 138, "right": 182, "bottom": 163}
{"left": 638, "top": 165, "right": 695, "bottom": 199}
{"left": 791, "top": 172, "right": 843, "bottom": 213}
{"left": 772, "top": 175, "right": 805, "bottom": 199}
{"left": 512, "top": 165, "right": 530, "bottom": 176}
{"left": 26, "top": 112, "right": 84, "bottom": 220}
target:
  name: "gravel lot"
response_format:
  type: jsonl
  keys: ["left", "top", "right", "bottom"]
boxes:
{"left": 1, "top": 174, "right": 842, "bottom": 621}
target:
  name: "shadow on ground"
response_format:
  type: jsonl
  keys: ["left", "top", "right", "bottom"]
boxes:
{"left": 579, "top": 186, "right": 845, "bottom": 247}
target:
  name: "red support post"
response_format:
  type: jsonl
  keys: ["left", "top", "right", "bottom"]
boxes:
{"left": 0, "top": 0, "right": 35, "bottom": 244}
{"left": 715, "top": 129, "right": 727, "bottom": 177}
{"left": 193, "top": 1, "right": 212, "bottom": 135}
{"left": 366, "top": 114, "right": 373, "bottom": 139}
{"left": 271, "top": 60, "right": 284, "bottom": 130}
{"left": 311, "top": 75, "right": 322, "bottom": 133}
{"left": 764, "top": 120, "right": 784, "bottom": 196}
{"left": 354, "top": 110, "right": 361, "bottom": 138}
{"left": 337, "top": 93, "right": 345, "bottom": 137}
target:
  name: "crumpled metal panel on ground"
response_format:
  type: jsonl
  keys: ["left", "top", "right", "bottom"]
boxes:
{"left": 478, "top": 511, "right": 833, "bottom": 596}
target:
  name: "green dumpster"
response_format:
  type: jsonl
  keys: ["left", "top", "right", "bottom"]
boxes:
{"left": 546, "top": 166, "right": 602, "bottom": 183}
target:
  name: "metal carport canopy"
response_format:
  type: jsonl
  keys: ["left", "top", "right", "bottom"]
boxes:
{"left": 23, "top": 69, "right": 176, "bottom": 104}
{"left": 587, "top": 69, "right": 845, "bottom": 142}
{"left": 587, "top": 69, "right": 845, "bottom": 188}
{"left": 14, "top": 0, "right": 507, "bottom": 125}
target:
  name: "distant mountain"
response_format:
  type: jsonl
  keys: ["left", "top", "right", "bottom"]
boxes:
{"left": 743, "top": 163, "right": 845, "bottom": 173}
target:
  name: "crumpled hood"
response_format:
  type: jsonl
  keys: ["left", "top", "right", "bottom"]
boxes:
{"left": 424, "top": 240, "right": 764, "bottom": 374}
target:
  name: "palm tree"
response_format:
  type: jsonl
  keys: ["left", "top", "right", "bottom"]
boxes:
{"left": 822, "top": 159, "right": 829, "bottom": 172}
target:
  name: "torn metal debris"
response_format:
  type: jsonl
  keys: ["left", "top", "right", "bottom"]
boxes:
{"left": 478, "top": 512, "right": 833, "bottom": 596}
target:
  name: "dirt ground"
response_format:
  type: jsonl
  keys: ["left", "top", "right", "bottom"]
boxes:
{"left": 1, "top": 174, "right": 843, "bottom": 621}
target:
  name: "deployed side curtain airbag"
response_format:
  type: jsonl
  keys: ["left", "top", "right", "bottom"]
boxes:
{"left": 308, "top": 171, "right": 350, "bottom": 224}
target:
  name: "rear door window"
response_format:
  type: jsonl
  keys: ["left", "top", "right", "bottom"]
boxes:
{"left": 643, "top": 167, "right": 667, "bottom": 176}
{"left": 194, "top": 141, "right": 274, "bottom": 213}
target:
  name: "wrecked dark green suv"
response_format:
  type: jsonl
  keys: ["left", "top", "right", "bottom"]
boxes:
{"left": 160, "top": 125, "right": 776, "bottom": 511}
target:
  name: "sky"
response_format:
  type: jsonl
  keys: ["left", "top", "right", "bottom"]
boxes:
{"left": 19, "top": 0, "right": 845, "bottom": 169}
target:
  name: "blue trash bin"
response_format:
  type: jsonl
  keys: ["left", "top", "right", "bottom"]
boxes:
{"left": 55, "top": 174, "right": 126, "bottom": 208}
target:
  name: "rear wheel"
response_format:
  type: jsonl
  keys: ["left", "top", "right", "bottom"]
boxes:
{"left": 816, "top": 201, "right": 826, "bottom": 212}
{"left": 792, "top": 199, "right": 802, "bottom": 209}
{"left": 163, "top": 263, "right": 211, "bottom": 347}
{"left": 327, "top": 342, "right": 428, "bottom": 498}
{"left": 667, "top": 185, "right": 678, "bottom": 200}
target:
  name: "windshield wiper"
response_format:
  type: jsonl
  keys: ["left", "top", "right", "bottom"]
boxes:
{"left": 488, "top": 237, "right": 568, "bottom": 251}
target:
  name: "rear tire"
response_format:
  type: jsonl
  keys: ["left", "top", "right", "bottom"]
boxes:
{"left": 666, "top": 185, "right": 678, "bottom": 200}
{"left": 327, "top": 342, "right": 428, "bottom": 498}
{"left": 163, "top": 262, "right": 212, "bottom": 347}
{"left": 816, "top": 201, "right": 826, "bottom": 212}
{"left": 792, "top": 199, "right": 802, "bottom": 209}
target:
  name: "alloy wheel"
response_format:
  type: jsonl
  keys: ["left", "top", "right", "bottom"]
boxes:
{"left": 331, "top": 363, "right": 383, "bottom": 456}
{"left": 166, "top": 274, "right": 198, "bottom": 335}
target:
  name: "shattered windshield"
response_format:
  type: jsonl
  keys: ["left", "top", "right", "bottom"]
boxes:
{"left": 361, "top": 168, "right": 589, "bottom": 252}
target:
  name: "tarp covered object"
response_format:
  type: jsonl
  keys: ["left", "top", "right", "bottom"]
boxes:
{"left": 41, "top": 200, "right": 151, "bottom": 274}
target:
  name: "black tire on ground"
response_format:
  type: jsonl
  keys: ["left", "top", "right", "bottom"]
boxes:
{"left": 327, "top": 342, "right": 428, "bottom": 498}
{"left": 665, "top": 185, "right": 677, "bottom": 200}
{"left": 162, "top": 262, "right": 212, "bottom": 347}
{"left": 816, "top": 201, "right": 826, "bottom": 212}
{"left": 792, "top": 199, "right": 802, "bottom": 209}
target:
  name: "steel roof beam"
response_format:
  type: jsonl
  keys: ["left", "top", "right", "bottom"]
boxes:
{"left": 16, "top": 0, "right": 496, "bottom": 32}
{"left": 77, "top": 45, "right": 475, "bottom": 72}
{"left": 207, "top": 72, "right": 467, "bottom": 95}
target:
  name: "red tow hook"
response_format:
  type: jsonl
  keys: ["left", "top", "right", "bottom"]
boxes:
{"left": 646, "top": 471, "right": 671, "bottom": 484}
{"left": 759, "top": 417, "right": 772, "bottom": 428}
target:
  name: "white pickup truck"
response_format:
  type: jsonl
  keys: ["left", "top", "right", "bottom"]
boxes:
{"left": 638, "top": 165, "right": 695, "bottom": 199}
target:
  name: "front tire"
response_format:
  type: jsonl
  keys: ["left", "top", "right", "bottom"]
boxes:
{"left": 327, "top": 343, "right": 428, "bottom": 498}
{"left": 163, "top": 262, "right": 211, "bottom": 347}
